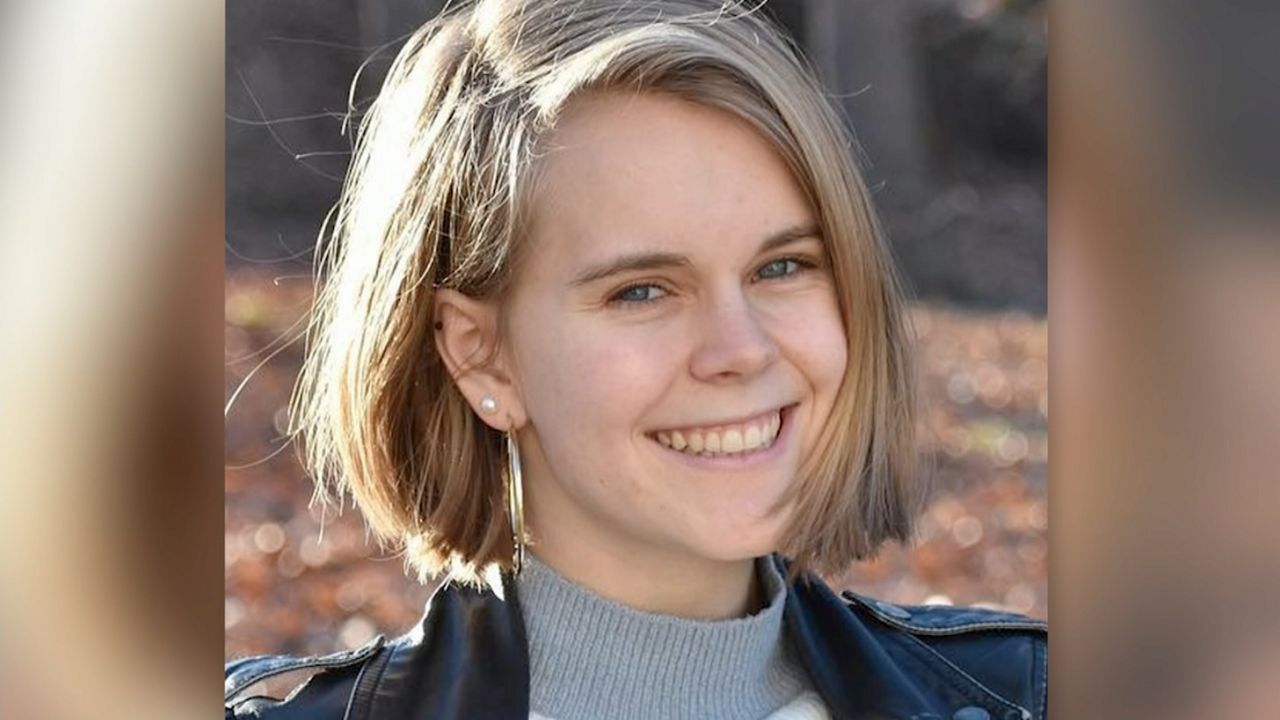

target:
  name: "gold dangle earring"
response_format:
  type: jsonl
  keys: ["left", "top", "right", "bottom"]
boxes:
{"left": 480, "top": 394, "right": 525, "bottom": 574}
{"left": 506, "top": 430, "right": 526, "bottom": 574}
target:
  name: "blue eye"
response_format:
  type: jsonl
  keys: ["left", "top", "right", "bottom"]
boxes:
{"left": 756, "top": 257, "right": 812, "bottom": 280}
{"left": 609, "top": 283, "right": 668, "bottom": 305}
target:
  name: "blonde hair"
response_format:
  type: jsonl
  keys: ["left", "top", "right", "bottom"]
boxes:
{"left": 292, "top": 0, "right": 919, "bottom": 587}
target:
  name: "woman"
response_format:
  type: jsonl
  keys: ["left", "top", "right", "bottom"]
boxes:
{"left": 225, "top": 1, "right": 1047, "bottom": 718}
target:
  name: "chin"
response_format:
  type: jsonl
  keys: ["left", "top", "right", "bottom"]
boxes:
{"left": 685, "top": 520, "right": 786, "bottom": 563}
{"left": 701, "top": 495, "right": 795, "bottom": 559}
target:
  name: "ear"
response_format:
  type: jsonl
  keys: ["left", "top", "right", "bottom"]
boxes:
{"left": 433, "top": 288, "right": 528, "bottom": 432}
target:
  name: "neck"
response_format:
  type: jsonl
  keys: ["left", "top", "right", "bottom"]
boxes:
{"left": 527, "top": 526, "right": 762, "bottom": 620}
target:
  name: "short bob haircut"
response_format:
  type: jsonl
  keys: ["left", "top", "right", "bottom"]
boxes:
{"left": 291, "top": 0, "right": 920, "bottom": 588}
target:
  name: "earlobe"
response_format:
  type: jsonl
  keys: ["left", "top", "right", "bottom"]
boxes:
{"left": 433, "top": 288, "right": 527, "bottom": 431}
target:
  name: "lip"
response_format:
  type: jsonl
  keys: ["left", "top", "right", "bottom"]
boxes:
{"left": 648, "top": 403, "right": 798, "bottom": 471}
{"left": 648, "top": 404, "right": 791, "bottom": 436}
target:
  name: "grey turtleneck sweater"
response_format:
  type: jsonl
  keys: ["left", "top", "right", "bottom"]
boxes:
{"left": 515, "top": 552, "right": 830, "bottom": 720}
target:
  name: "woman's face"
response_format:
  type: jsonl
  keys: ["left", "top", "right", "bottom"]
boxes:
{"left": 503, "top": 91, "right": 848, "bottom": 565}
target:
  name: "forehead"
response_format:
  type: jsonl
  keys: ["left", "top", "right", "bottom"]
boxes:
{"left": 524, "top": 91, "right": 814, "bottom": 274}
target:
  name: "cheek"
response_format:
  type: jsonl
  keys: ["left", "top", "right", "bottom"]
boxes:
{"left": 812, "top": 313, "right": 849, "bottom": 389}
{"left": 772, "top": 291, "right": 849, "bottom": 393}
{"left": 516, "top": 314, "right": 674, "bottom": 441}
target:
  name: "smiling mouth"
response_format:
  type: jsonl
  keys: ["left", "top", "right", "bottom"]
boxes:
{"left": 646, "top": 404, "right": 795, "bottom": 458}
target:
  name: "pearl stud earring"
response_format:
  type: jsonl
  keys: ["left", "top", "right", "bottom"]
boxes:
{"left": 480, "top": 396, "right": 498, "bottom": 414}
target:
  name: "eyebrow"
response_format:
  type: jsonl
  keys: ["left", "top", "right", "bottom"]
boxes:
{"left": 568, "top": 223, "right": 823, "bottom": 287}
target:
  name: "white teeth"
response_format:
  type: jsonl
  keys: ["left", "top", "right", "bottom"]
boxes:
{"left": 670, "top": 430, "right": 687, "bottom": 450}
{"left": 704, "top": 432, "right": 721, "bottom": 453}
{"left": 652, "top": 409, "right": 783, "bottom": 457}
{"left": 722, "top": 429, "right": 744, "bottom": 452}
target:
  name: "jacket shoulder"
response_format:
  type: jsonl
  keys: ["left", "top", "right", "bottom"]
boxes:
{"left": 224, "top": 635, "right": 389, "bottom": 719}
{"left": 840, "top": 589, "right": 1048, "bottom": 635}
{"left": 841, "top": 590, "right": 1049, "bottom": 720}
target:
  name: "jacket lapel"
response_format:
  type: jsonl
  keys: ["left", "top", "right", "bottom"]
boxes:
{"left": 363, "top": 573, "right": 531, "bottom": 719}
{"left": 779, "top": 562, "right": 942, "bottom": 719}
{"left": 775, "top": 555, "right": 942, "bottom": 720}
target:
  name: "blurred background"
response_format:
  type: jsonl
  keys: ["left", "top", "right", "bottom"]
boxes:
{"left": 225, "top": 0, "right": 1048, "bottom": 660}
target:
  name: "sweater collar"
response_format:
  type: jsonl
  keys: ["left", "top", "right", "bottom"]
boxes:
{"left": 514, "top": 552, "right": 812, "bottom": 720}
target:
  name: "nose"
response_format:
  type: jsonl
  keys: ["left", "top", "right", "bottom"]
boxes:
{"left": 688, "top": 289, "right": 779, "bottom": 383}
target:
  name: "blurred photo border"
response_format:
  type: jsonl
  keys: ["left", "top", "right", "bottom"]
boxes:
{"left": 0, "top": 1, "right": 1277, "bottom": 718}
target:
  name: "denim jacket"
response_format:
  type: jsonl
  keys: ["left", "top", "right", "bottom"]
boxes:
{"left": 225, "top": 555, "right": 1047, "bottom": 720}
